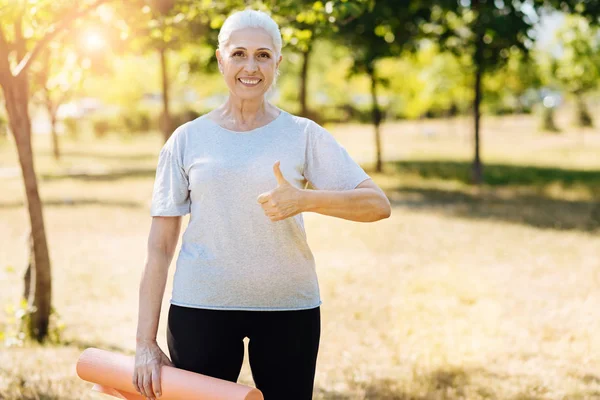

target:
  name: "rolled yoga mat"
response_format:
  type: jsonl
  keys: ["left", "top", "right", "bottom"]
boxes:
{"left": 76, "top": 347, "right": 264, "bottom": 400}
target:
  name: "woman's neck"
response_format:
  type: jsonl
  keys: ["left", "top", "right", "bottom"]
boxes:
{"left": 218, "top": 96, "right": 275, "bottom": 126}
{"left": 210, "top": 95, "right": 280, "bottom": 131}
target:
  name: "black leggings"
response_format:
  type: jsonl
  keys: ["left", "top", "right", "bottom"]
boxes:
{"left": 166, "top": 304, "right": 321, "bottom": 400}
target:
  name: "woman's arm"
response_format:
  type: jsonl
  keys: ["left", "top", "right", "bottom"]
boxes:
{"left": 300, "top": 178, "right": 391, "bottom": 222}
{"left": 136, "top": 216, "right": 182, "bottom": 344}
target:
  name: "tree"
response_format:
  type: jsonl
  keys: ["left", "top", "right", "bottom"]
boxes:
{"left": 0, "top": 0, "right": 107, "bottom": 342}
{"left": 30, "top": 45, "right": 86, "bottom": 160}
{"left": 182, "top": 0, "right": 373, "bottom": 121}
{"left": 552, "top": 15, "right": 600, "bottom": 127}
{"left": 334, "top": 0, "right": 434, "bottom": 173}
{"left": 113, "top": 0, "right": 214, "bottom": 142}
{"left": 271, "top": 0, "right": 371, "bottom": 118}
{"left": 432, "top": 1, "right": 551, "bottom": 184}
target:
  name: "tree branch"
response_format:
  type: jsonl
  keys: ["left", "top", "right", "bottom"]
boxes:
{"left": 14, "top": 0, "right": 27, "bottom": 63}
{"left": 0, "top": 22, "right": 13, "bottom": 85}
{"left": 14, "top": 0, "right": 109, "bottom": 78}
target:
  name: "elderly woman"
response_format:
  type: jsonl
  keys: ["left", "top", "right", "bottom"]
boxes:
{"left": 132, "top": 9, "right": 391, "bottom": 400}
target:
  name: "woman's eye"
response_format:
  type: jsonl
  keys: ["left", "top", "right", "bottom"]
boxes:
{"left": 259, "top": 53, "right": 270, "bottom": 59}
{"left": 232, "top": 51, "right": 244, "bottom": 57}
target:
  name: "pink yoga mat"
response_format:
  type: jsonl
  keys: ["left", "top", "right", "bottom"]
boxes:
{"left": 76, "top": 347, "right": 263, "bottom": 400}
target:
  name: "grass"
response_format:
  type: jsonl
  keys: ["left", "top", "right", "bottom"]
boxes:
{"left": 0, "top": 111, "right": 600, "bottom": 399}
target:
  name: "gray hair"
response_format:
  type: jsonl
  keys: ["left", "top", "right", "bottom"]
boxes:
{"left": 218, "top": 9, "right": 282, "bottom": 57}
{"left": 218, "top": 9, "right": 282, "bottom": 91}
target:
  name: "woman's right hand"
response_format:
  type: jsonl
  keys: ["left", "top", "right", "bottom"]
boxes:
{"left": 133, "top": 340, "right": 174, "bottom": 399}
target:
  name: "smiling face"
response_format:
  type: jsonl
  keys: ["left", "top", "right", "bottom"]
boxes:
{"left": 216, "top": 27, "right": 282, "bottom": 100}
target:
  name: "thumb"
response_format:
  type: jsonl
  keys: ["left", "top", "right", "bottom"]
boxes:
{"left": 257, "top": 192, "right": 270, "bottom": 204}
{"left": 273, "top": 160, "right": 288, "bottom": 186}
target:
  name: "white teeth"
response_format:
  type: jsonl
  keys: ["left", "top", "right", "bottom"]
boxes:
{"left": 239, "top": 79, "right": 260, "bottom": 85}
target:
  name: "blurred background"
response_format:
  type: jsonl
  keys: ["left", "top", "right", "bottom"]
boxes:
{"left": 1, "top": 0, "right": 600, "bottom": 398}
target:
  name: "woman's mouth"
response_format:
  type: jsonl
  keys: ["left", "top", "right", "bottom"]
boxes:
{"left": 238, "top": 78, "right": 262, "bottom": 87}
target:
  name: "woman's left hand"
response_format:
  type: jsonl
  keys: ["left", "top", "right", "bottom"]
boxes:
{"left": 257, "top": 161, "right": 304, "bottom": 222}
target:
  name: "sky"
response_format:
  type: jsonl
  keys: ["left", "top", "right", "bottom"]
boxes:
{"left": 535, "top": 10, "right": 565, "bottom": 52}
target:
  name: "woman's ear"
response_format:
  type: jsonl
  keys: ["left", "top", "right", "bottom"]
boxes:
{"left": 276, "top": 54, "right": 283, "bottom": 70}
{"left": 216, "top": 49, "right": 223, "bottom": 73}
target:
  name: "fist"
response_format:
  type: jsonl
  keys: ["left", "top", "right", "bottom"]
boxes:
{"left": 257, "top": 161, "right": 303, "bottom": 222}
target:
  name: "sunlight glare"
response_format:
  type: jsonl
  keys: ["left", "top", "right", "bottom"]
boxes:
{"left": 83, "top": 32, "right": 106, "bottom": 51}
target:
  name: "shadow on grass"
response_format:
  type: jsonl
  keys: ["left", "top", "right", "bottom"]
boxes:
{"left": 0, "top": 199, "right": 141, "bottom": 209}
{"left": 387, "top": 186, "right": 600, "bottom": 232}
{"left": 381, "top": 160, "right": 600, "bottom": 232}
{"left": 40, "top": 168, "right": 156, "bottom": 182}
{"left": 387, "top": 160, "right": 600, "bottom": 188}
{"left": 39, "top": 150, "right": 157, "bottom": 162}
{"left": 61, "top": 337, "right": 134, "bottom": 355}
{"left": 2, "top": 362, "right": 598, "bottom": 399}
{"left": 314, "top": 366, "right": 597, "bottom": 399}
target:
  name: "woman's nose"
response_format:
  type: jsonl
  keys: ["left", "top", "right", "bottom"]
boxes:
{"left": 244, "top": 58, "right": 258, "bottom": 72}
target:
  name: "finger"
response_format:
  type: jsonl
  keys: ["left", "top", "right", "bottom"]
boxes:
{"left": 272, "top": 160, "right": 287, "bottom": 186}
{"left": 143, "top": 372, "right": 154, "bottom": 399}
{"left": 152, "top": 364, "right": 162, "bottom": 397}
{"left": 140, "top": 371, "right": 147, "bottom": 397}
{"left": 257, "top": 193, "right": 269, "bottom": 204}
{"left": 132, "top": 371, "right": 140, "bottom": 393}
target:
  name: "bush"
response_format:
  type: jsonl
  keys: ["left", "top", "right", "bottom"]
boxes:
{"left": 120, "top": 109, "right": 152, "bottom": 134}
{"left": 61, "top": 117, "right": 80, "bottom": 139}
{"left": 0, "top": 113, "right": 8, "bottom": 138}
{"left": 170, "top": 109, "right": 202, "bottom": 129}
{"left": 90, "top": 110, "right": 155, "bottom": 138}
{"left": 327, "top": 104, "right": 386, "bottom": 124}
{"left": 92, "top": 119, "right": 113, "bottom": 138}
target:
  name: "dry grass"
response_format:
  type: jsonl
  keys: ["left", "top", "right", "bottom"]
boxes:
{"left": 0, "top": 112, "right": 599, "bottom": 399}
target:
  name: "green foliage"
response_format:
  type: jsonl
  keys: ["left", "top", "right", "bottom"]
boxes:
{"left": 0, "top": 113, "right": 8, "bottom": 138}
{"left": 171, "top": 108, "right": 202, "bottom": 127}
{"left": 88, "top": 107, "right": 203, "bottom": 138}
{"left": 553, "top": 15, "right": 600, "bottom": 96}
{"left": 92, "top": 118, "right": 113, "bottom": 138}
{"left": 90, "top": 109, "right": 152, "bottom": 137}
{"left": 433, "top": 2, "right": 536, "bottom": 73}
{"left": 81, "top": 54, "right": 159, "bottom": 108}
{"left": 547, "top": 15, "right": 600, "bottom": 127}
{"left": 121, "top": 109, "right": 152, "bottom": 133}
{"left": 336, "top": 0, "right": 434, "bottom": 78}
{"left": 61, "top": 117, "right": 81, "bottom": 140}
{"left": 1, "top": 298, "right": 65, "bottom": 348}
{"left": 378, "top": 43, "right": 473, "bottom": 119}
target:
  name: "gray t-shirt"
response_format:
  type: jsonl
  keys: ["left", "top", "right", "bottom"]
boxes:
{"left": 150, "top": 109, "right": 370, "bottom": 310}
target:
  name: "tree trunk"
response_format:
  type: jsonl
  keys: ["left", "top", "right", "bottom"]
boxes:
{"left": 541, "top": 105, "right": 560, "bottom": 132}
{"left": 299, "top": 44, "right": 311, "bottom": 117}
{"left": 24, "top": 230, "right": 33, "bottom": 301}
{"left": 3, "top": 77, "right": 52, "bottom": 342}
{"left": 472, "top": 1, "right": 484, "bottom": 186}
{"left": 574, "top": 93, "right": 593, "bottom": 128}
{"left": 159, "top": 47, "right": 172, "bottom": 143}
{"left": 50, "top": 113, "right": 60, "bottom": 160}
{"left": 368, "top": 67, "right": 383, "bottom": 174}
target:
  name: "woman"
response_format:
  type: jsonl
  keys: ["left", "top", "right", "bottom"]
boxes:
{"left": 132, "top": 9, "right": 391, "bottom": 400}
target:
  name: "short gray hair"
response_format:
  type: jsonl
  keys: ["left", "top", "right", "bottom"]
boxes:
{"left": 218, "top": 9, "right": 282, "bottom": 92}
{"left": 218, "top": 9, "right": 283, "bottom": 57}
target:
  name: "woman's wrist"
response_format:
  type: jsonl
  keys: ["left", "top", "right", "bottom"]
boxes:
{"left": 299, "top": 189, "right": 314, "bottom": 213}
{"left": 136, "top": 337, "right": 157, "bottom": 345}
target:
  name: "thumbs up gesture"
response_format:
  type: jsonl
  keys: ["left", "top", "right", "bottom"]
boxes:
{"left": 257, "top": 160, "right": 304, "bottom": 222}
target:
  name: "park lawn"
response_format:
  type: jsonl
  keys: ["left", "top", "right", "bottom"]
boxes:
{"left": 0, "top": 112, "right": 599, "bottom": 399}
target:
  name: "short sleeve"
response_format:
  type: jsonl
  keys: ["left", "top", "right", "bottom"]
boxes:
{"left": 150, "top": 135, "right": 191, "bottom": 217}
{"left": 304, "top": 121, "right": 371, "bottom": 191}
